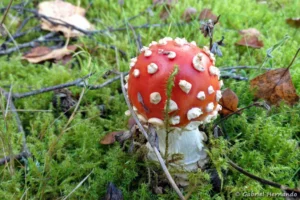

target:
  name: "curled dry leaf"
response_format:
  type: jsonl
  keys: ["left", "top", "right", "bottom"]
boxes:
{"left": 219, "top": 88, "right": 239, "bottom": 116}
{"left": 250, "top": 68, "right": 299, "bottom": 106}
{"left": 38, "top": 1, "right": 94, "bottom": 37}
{"left": 100, "top": 131, "right": 124, "bottom": 145}
{"left": 22, "top": 45, "right": 77, "bottom": 63}
{"left": 199, "top": 8, "right": 218, "bottom": 21}
{"left": 286, "top": 18, "right": 300, "bottom": 28}
{"left": 236, "top": 28, "right": 264, "bottom": 48}
{"left": 181, "top": 7, "right": 197, "bottom": 22}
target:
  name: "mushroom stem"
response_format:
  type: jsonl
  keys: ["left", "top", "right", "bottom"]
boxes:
{"left": 146, "top": 126, "right": 208, "bottom": 171}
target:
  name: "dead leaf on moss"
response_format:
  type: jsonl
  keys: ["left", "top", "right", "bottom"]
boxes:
{"left": 236, "top": 35, "right": 264, "bottom": 48}
{"left": 250, "top": 68, "right": 299, "bottom": 106}
{"left": 219, "top": 88, "right": 239, "bottom": 116}
{"left": 23, "top": 46, "right": 52, "bottom": 58}
{"left": 239, "top": 28, "right": 261, "bottom": 37}
{"left": 100, "top": 131, "right": 124, "bottom": 145}
{"left": 181, "top": 7, "right": 197, "bottom": 22}
{"left": 286, "top": 18, "right": 300, "bottom": 28}
{"left": 199, "top": 8, "right": 217, "bottom": 21}
{"left": 38, "top": 1, "right": 94, "bottom": 37}
{"left": 236, "top": 28, "right": 264, "bottom": 48}
{"left": 23, "top": 45, "right": 77, "bottom": 63}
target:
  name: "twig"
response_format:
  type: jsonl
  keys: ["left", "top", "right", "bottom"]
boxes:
{"left": 220, "top": 66, "right": 271, "bottom": 71}
{"left": 0, "top": 32, "right": 57, "bottom": 55}
{"left": 0, "top": 151, "right": 30, "bottom": 165}
{"left": 1, "top": 25, "right": 40, "bottom": 49}
{"left": 82, "top": 72, "right": 129, "bottom": 90}
{"left": 98, "top": 43, "right": 127, "bottom": 60}
{"left": 13, "top": 73, "right": 93, "bottom": 99}
{"left": 220, "top": 74, "right": 248, "bottom": 81}
{"left": 0, "top": 87, "right": 31, "bottom": 165}
{"left": 228, "top": 160, "right": 300, "bottom": 193}
{"left": 213, "top": 102, "right": 265, "bottom": 130}
{"left": 0, "top": 0, "right": 14, "bottom": 25}
{"left": 119, "top": 73, "right": 185, "bottom": 200}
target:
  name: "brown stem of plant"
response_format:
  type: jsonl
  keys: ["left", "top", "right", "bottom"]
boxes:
{"left": 0, "top": 0, "right": 14, "bottom": 24}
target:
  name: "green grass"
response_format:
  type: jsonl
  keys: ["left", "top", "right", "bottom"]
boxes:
{"left": 0, "top": 0, "right": 299, "bottom": 199}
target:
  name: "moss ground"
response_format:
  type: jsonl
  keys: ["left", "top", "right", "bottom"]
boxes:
{"left": 0, "top": 0, "right": 299, "bottom": 199}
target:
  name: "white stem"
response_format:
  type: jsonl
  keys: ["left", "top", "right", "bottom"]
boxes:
{"left": 146, "top": 126, "right": 208, "bottom": 171}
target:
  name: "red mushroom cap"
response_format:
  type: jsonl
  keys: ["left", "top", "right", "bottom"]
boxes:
{"left": 126, "top": 37, "right": 223, "bottom": 128}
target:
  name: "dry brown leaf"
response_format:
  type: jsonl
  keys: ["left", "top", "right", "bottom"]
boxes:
{"left": 38, "top": 1, "right": 94, "bottom": 37}
{"left": 239, "top": 28, "right": 261, "bottom": 37}
{"left": 250, "top": 68, "right": 299, "bottom": 106}
{"left": 23, "top": 45, "right": 77, "bottom": 63}
{"left": 181, "top": 7, "right": 197, "bottom": 22}
{"left": 100, "top": 131, "right": 124, "bottom": 145}
{"left": 23, "top": 46, "right": 52, "bottom": 58}
{"left": 236, "top": 35, "right": 264, "bottom": 49}
{"left": 286, "top": 18, "right": 300, "bottom": 28}
{"left": 199, "top": 8, "right": 217, "bottom": 21}
{"left": 219, "top": 88, "right": 239, "bottom": 116}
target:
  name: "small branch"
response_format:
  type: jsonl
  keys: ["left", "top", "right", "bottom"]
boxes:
{"left": 228, "top": 160, "right": 300, "bottom": 194}
{"left": 82, "top": 72, "right": 129, "bottom": 90}
{"left": 220, "top": 74, "right": 248, "bottom": 81}
{"left": 213, "top": 102, "right": 265, "bottom": 130}
{"left": 13, "top": 73, "right": 93, "bottom": 99}
{"left": 119, "top": 74, "right": 185, "bottom": 200}
{"left": 0, "top": 87, "right": 31, "bottom": 166}
{"left": 0, "top": 32, "right": 58, "bottom": 55}
{"left": 0, "top": 0, "right": 14, "bottom": 25}
{"left": 0, "top": 151, "right": 30, "bottom": 165}
{"left": 220, "top": 66, "right": 271, "bottom": 71}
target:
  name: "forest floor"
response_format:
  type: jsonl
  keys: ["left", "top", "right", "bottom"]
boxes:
{"left": 0, "top": 0, "right": 299, "bottom": 199}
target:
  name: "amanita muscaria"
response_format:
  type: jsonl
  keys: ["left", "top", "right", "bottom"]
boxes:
{"left": 125, "top": 37, "right": 223, "bottom": 171}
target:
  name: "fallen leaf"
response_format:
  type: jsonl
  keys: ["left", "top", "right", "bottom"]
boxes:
{"left": 286, "top": 18, "right": 300, "bottom": 28}
{"left": 100, "top": 131, "right": 124, "bottom": 145}
{"left": 250, "top": 68, "right": 299, "bottom": 106}
{"left": 239, "top": 28, "right": 261, "bottom": 37}
{"left": 236, "top": 28, "right": 263, "bottom": 48}
{"left": 219, "top": 88, "right": 239, "bottom": 115}
{"left": 23, "top": 46, "right": 52, "bottom": 58}
{"left": 199, "top": 8, "right": 218, "bottom": 21}
{"left": 236, "top": 35, "right": 264, "bottom": 49}
{"left": 181, "top": 7, "right": 197, "bottom": 22}
{"left": 38, "top": 1, "right": 94, "bottom": 37}
{"left": 22, "top": 45, "right": 77, "bottom": 63}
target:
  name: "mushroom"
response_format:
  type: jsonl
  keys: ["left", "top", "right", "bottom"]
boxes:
{"left": 125, "top": 37, "right": 223, "bottom": 171}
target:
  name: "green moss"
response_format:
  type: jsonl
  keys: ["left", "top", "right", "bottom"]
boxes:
{"left": 0, "top": 0, "right": 299, "bottom": 199}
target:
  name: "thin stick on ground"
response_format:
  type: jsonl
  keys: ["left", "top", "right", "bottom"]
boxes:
{"left": 13, "top": 73, "right": 93, "bottom": 99}
{"left": 119, "top": 73, "right": 185, "bottom": 200}
{"left": 0, "top": 87, "right": 31, "bottom": 165}
{"left": 228, "top": 160, "right": 300, "bottom": 194}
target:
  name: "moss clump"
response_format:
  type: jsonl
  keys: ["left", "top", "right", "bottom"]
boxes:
{"left": 0, "top": 0, "right": 299, "bottom": 199}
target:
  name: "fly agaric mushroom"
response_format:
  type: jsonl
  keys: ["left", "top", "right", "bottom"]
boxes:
{"left": 125, "top": 37, "right": 223, "bottom": 171}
